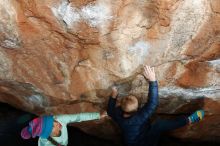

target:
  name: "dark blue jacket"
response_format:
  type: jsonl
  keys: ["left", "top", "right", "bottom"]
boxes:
{"left": 107, "top": 81, "right": 158, "bottom": 146}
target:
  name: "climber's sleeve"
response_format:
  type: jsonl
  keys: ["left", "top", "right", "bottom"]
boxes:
{"left": 56, "top": 113, "right": 100, "bottom": 124}
{"left": 107, "top": 97, "right": 117, "bottom": 119}
{"left": 134, "top": 81, "right": 159, "bottom": 122}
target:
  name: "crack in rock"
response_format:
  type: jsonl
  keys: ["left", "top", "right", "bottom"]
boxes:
{"left": 159, "top": 86, "right": 220, "bottom": 100}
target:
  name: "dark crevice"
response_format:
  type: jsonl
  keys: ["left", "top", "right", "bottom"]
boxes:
{"left": 1, "top": 102, "right": 220, "bottom": 146}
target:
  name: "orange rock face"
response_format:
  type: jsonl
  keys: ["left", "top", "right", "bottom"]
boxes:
{"left": 0, "top": 0, "right": 219, "bottom": 141}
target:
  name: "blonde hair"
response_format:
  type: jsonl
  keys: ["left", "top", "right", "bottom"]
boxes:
{"left": 121, "top": 95, "right": 138, "bottom": 113}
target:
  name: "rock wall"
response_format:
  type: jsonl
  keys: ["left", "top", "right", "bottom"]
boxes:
{"left": 0, "top": 0, "right": 219, "bottom": 141}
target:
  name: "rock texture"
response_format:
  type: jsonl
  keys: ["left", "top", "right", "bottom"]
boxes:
{"left": 0, "top": 0, "right": 219, "bottom": 142}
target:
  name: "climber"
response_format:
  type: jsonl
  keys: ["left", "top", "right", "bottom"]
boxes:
{"left": 107, "top": 65, "right": 205, "bottom": 146}
{"left": 21, "top": 111, "right": 107, "bottom": 146}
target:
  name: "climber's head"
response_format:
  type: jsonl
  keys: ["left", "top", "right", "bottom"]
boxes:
{"left": 121, "top": 95, "right": 138, "bottom": 116}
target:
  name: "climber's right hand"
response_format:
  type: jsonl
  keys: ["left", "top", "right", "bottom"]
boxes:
{"left": 143, "top": 65, "right": 156, "bottom": 82}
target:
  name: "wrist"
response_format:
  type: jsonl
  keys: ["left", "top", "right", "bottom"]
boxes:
{"left": 111, "top": 95, "right": 117, "bottom": 99}
{"left": 111, "top": 93, "right": 118, "bottom": 98}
